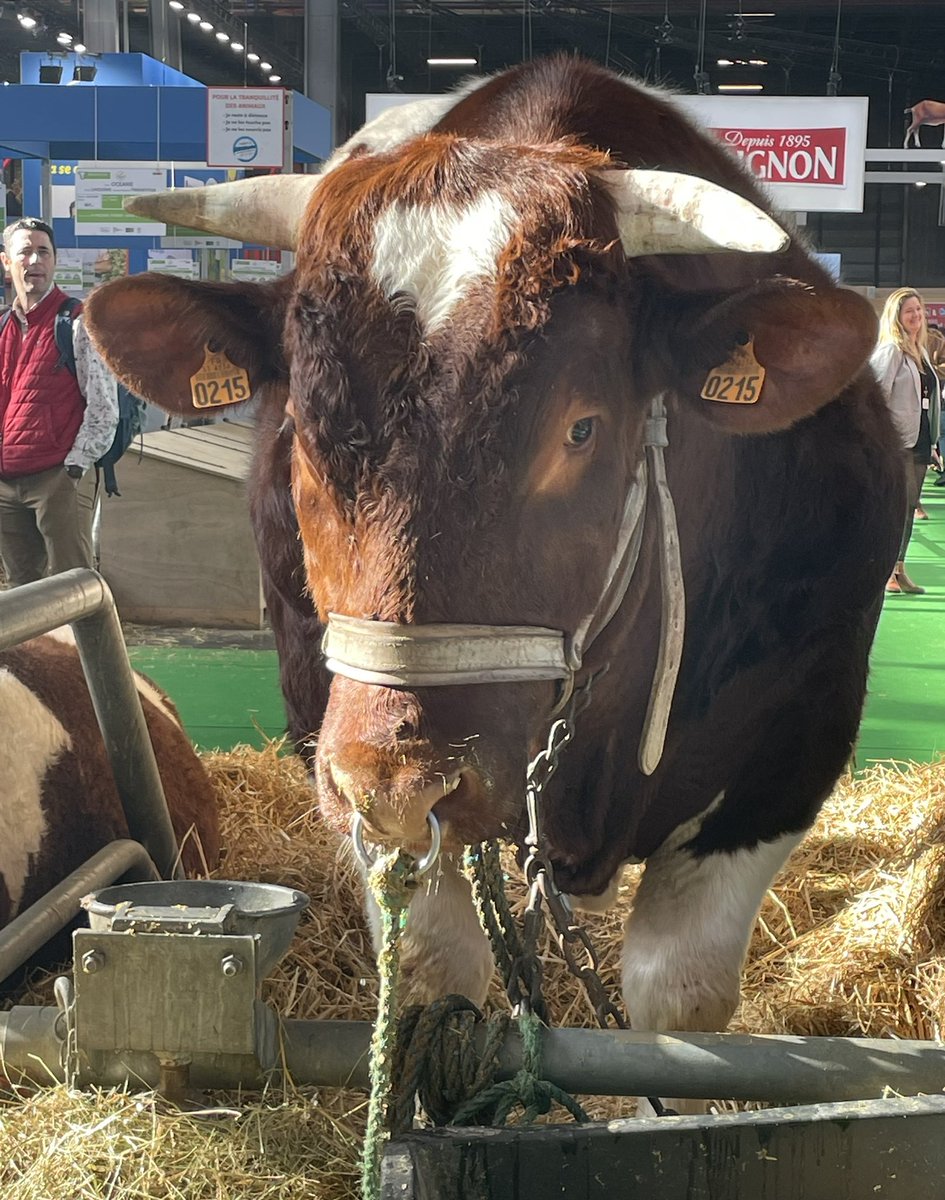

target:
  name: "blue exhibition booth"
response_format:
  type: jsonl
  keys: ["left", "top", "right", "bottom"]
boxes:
{"left": 1, "top": 52, "right": 332, "bottom": 275}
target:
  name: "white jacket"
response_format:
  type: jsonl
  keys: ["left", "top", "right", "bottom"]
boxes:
{"left": 870, "top": 341, "right": 942, "bottom": 450}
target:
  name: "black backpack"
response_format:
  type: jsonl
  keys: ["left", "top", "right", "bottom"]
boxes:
{"left": 0, "top": 298, "right": 144, "bottom": 496}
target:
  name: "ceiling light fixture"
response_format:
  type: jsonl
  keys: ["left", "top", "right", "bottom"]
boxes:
{"left": 718, "top": 82, "right": 763, "bottom": 92}
{"left": 18, "top": 13, "right": 37, "bottom": 27}
{"left": 215, "top": 30, "right": 228, "bottom": 41}
{"left": 199, "top": 19, "right": 213, "bottom": 30}
{"left": 56, "top": 31, "right": 72, "bottom": 43}
{"left": 259, "top": 60, "right": 272, "bottom": 71}
{"left": 426, "top": 57, "right": 477, "bottom": 66}
{"left": 230, "top": 40, "right": 243, "bottom": 51}
{"left": 73, "top": 41, "right": 86, "bottom": 52}
{"left": 247, "top": 51, "right": 259, "bottom": 63}
{"left": 186, "top": 11, "right": 200, "bottom": 21}
{"left": 717, "top": 58, "right": 734, "bottom": 66}
{"left": 268, "top": 74, "right": 281, "bottom": 83}
{"left": 168, "top": 0, "right": 184, "bottom": 8}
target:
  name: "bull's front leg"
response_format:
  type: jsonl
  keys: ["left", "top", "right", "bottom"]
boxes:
{"left": 361, "top": 853, "right": 494, "bottom": 1007}
{"left": 622, "top": 829, "right": 803, "bottom": 1114}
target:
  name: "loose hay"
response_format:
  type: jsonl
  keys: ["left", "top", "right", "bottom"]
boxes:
{"left": 3, "top": 748, "right": 945, "bottom": 1197}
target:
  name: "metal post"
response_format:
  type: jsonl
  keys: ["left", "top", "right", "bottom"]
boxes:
{"left": 0, "top": 569, "right": 183, "bottom": 878}
{"left": 304, "top": 0, "right": 340, "bottom": 147}
{"left": 149, "top": 0, "right": 182, "bottom": 70}
{"left": 0, "top": 841, "right": 158, "bottom": 984}
{"left": 82, "top": 0, "right": 120, "bottom": 53}
{"left": 278, "top": 1021, "right": 945, "bottom": 1106}
{"left": 3, "top": 1013, "right": 945, "bottom": 1104}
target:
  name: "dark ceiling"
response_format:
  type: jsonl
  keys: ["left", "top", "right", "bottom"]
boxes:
{"left": 3, "top": 1, "right": 945, "bottom": 147}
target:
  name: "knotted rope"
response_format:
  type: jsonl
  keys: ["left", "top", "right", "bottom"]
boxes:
{"left": 390, "top": 997, "right": 588, "bottom": 1132}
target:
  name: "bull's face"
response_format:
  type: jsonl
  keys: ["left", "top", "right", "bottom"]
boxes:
{"left": 83, "top": 132, "right": 878, "bottom": 857}
{"left": 291, "top": 284, "right": 645, "bottom": 850}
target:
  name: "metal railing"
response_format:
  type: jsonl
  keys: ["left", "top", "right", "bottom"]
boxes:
{"left": 0, "top": 569, "right": 181, "bottom": 982}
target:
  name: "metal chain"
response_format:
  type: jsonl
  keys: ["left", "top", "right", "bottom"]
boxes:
{"left": 520, "top": 667, "right": 672, "bottom": 1116}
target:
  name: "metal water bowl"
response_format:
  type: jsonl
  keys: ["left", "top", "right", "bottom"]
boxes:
{"left": 82, "top": 879, "right": 309, "bottom": 981}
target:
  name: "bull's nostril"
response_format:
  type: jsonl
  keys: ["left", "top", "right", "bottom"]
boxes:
{"left": 393, "top": 716, "right": 419, "bottom": 741}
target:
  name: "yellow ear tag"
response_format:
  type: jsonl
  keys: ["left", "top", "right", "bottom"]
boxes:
{"left": 189, "top": 346, "right": 252, "bottom": 409}
{"left": 700, "top": 337, "right": 765, "bottom": 405}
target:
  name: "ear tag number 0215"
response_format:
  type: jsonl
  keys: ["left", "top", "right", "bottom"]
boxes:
{"left": 700, "top": 336, "right": 765, "bottom": 405}
{"left": 189, "top": 346, "right": 252, "bottom": 409}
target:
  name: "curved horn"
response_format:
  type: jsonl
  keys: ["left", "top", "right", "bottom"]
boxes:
{"left": 601, "top": 169, "right": 789, "bottom": 257}
{"left": 123, "top": 175, "right": 322, "bottom": 250}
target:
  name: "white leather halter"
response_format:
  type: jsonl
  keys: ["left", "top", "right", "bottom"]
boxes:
{"left": 320, "top": 394, "right": 685, "bottom": 775}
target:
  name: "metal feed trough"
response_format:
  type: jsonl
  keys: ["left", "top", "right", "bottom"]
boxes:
{"left": 2, "top": 572, "right": 945, "bottom": 1198}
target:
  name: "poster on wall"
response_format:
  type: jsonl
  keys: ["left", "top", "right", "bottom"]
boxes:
{"left": 54, "top": 249, "right": 85, "bottom": 296}
{"left": 230, "top": 257, "right": 282, "bottom": 283}
{"left": 674, "top": 95, "right": 869, "bottom": 213}
{"left": 207, "top": 88, "right": 285, "bottom": 169}
{"left": 147, "top": 249, "right": 199, "bottom": 279}
{"left": 53, "top": 248, "right": 130, "bottom": 297}
{"left": 74, "top": 165, "right": 168, "bottom": 236}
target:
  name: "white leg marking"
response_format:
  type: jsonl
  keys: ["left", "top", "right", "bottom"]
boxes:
{"left": 370, "top": 193, "right": 517, "bottom": 332}
{"left": 0, "top": 668, "right": 72, "bottom": 914}
{"left": 361, "top": 853, "right": 493, "bottom": 1006}
{"left": 622, "top": 830, "right": 804, "bottom": 1034}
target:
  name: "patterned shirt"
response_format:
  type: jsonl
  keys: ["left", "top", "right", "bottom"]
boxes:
{"left": 12, "top": 290, "right": 119, "bottom": 473}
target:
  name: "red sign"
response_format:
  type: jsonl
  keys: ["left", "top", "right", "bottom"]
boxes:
{"left": 926, "top": 303, "right": 945, "bottom": 325}
{"left": 709, "top": 127, "right": 847, "bottom": 187}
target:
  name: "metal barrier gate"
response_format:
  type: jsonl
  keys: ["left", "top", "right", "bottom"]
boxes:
{"left": 0, "top": 568, "right": 182, "bottom": 983}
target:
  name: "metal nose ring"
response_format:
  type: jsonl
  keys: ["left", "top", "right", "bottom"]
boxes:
{"left": 351, "top": 810, "right": 441, "bottom": 877}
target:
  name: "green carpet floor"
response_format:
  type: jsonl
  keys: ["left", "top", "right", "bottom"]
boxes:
{"left": 127, "top": 475, "right": 945, "bottom": 767}
{"left": 858, "top": 473, "right": 945, "bottom": 766}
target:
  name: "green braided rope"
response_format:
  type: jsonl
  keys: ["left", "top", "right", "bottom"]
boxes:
{"left": 463, "top": 841, "right": 523, "bottom": 990}
{"left": 450, "top": 1009, "right": 589, "bottom": 1127}
{"left": 361, "top": 848, "right": 416, "bottom": 1200}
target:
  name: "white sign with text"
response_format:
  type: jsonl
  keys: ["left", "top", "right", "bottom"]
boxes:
{"left": 207, "top": 88, "right": 285, "bottom": 169}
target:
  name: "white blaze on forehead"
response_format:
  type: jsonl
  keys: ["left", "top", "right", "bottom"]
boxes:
{"left": 370, "top": 192, "right": 517, "bottom": 330}
{"left": 0, "top": 667, "right": 72, "bottom": 915}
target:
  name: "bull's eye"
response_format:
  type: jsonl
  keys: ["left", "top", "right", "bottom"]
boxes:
{"left": 566, "top": 417, "right": 596, "bottom": 447}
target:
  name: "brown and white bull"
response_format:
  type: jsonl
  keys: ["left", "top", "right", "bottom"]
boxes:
{"left": 84, "top": 58, "right": 901, "bottom": 1059}
{"left": 0, "top": 628, "right": 220, "bottom": 963}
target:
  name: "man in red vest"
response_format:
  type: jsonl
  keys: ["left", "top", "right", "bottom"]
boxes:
{"left": 0, "top": 218, "right": 118, "bottom": 586}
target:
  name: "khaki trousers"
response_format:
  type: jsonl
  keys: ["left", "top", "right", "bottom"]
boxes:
{"left": 0, "top": 466, "right": 96, "bottom": 587}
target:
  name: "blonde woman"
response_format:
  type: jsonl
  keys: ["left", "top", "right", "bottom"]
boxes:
{"left": 871, "top": 288, "right": 941, "bottom": 594}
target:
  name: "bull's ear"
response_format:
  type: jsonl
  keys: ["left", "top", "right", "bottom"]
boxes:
{"left": 84, "top": 274, "right": 289, "bottom": 414}
{"left": 665, "top": 282, "right": 878, "bottom": 435}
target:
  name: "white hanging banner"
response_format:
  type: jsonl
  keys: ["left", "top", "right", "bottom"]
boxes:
{"left": 674, "top": 95, "right": 869, "bottom": 213}
{"left": 207, "top": 88, "right": 286, "bottom": 169}
{"left": 364, "top": 90, "right": 869, "bottom": 214}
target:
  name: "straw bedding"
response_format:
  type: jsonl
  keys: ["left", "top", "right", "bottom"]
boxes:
{"left": 2, "top": 745, "right": 944, "bottom": 1198}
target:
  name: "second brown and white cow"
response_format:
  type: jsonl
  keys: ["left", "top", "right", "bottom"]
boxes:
{"left": 0, "top": 628, "right": 220, "bottom": 953}
{"left": 84, "top": 58, "right": 901, "bottom": 1067}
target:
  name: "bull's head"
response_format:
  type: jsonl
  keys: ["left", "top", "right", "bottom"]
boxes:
{"left": 85, "top": 132, "right": 877, "bottom": 860}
